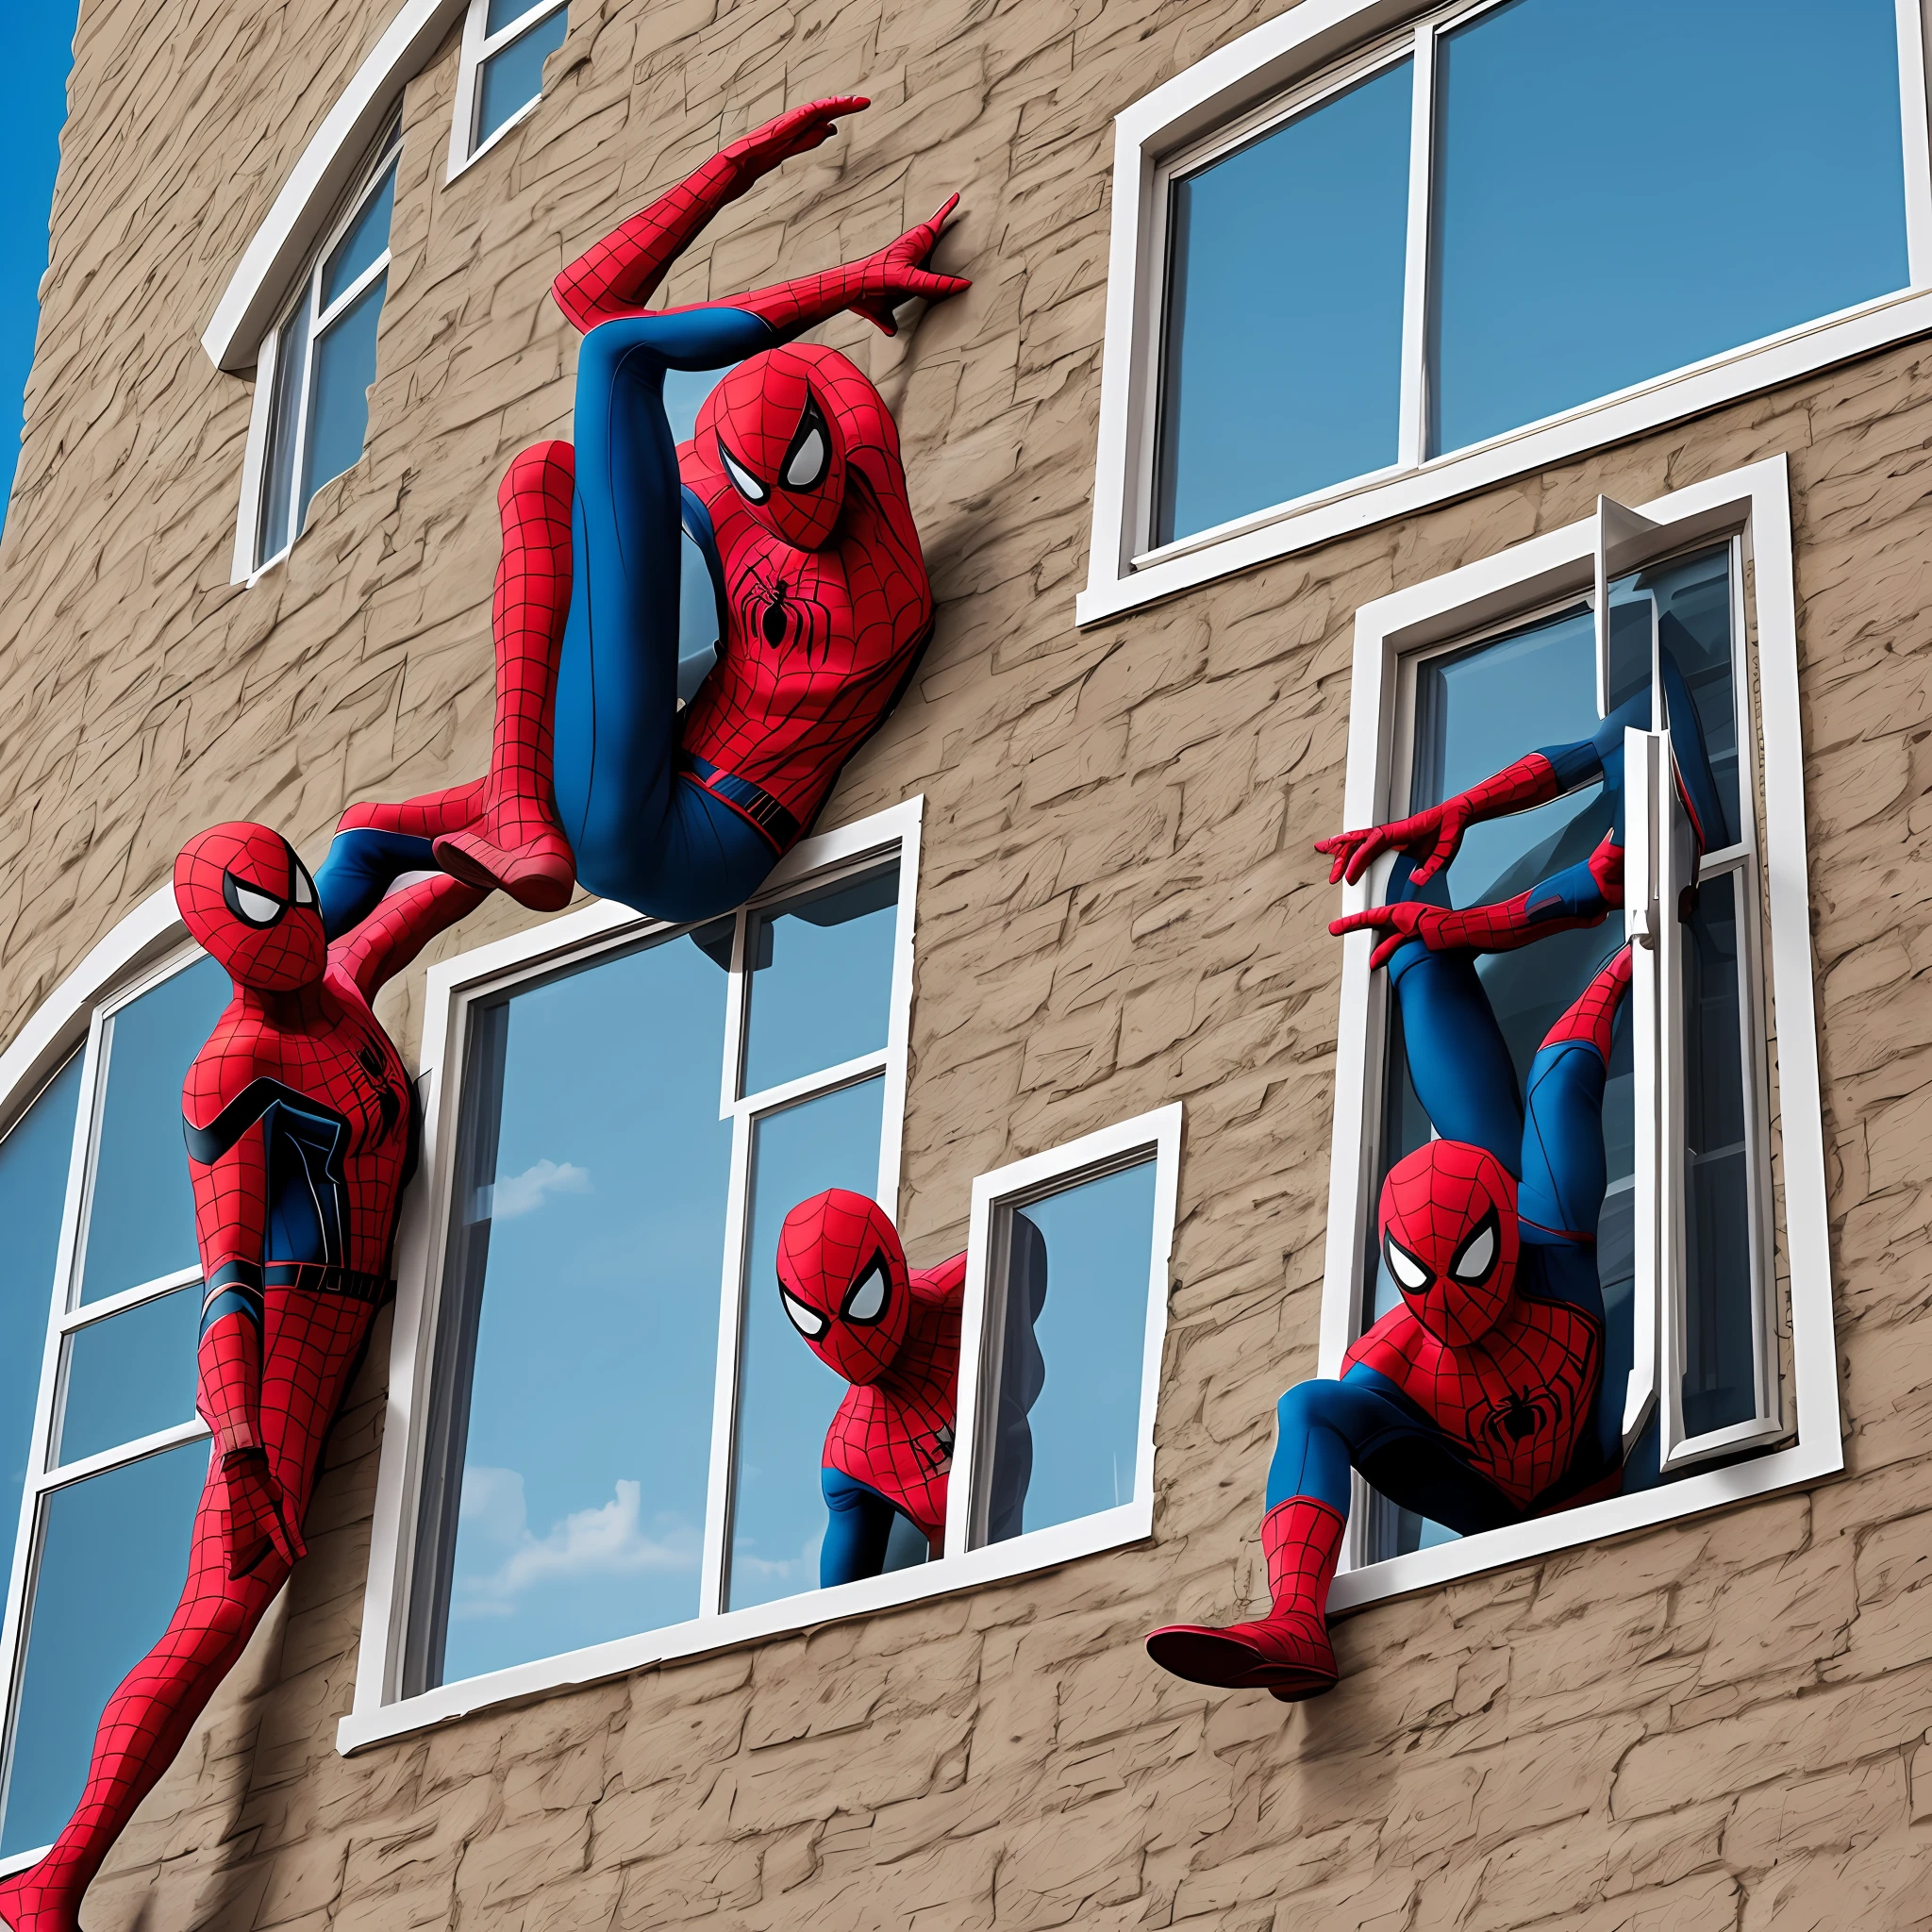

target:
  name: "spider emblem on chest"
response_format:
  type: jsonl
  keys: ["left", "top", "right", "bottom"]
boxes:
{"left": 732, "top": 557, "right": 835, "bottom": 664}
{"left": 1470, "top": 1378, "right": 1570, "bottom": 1461}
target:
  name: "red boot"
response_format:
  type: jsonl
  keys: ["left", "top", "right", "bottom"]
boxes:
{"left": 433, "top": 442, "right": 576, "bottom": 912}
{"left": 1144, "top": 1496, "right": 1343, "bottom": 1701}
{"left": 336, "top": 779, "right": 488, "bottom": 841}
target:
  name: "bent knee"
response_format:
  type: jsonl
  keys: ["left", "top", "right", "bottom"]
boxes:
{"left": 499, "top": 440, "right": 575, "bottom": 514}
{"left": 1276, "top": 1378, "right": 1344, "bottom": 1431}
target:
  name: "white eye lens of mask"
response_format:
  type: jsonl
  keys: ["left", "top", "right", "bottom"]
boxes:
{"left": 783, "top": 425, "right": 827, "bottom": 490}
{"left": 779, "top": 1289, "right": 827, "bottom": 1340}
{"left": 1385, "top": 1236, "right": 1430, "bottom": 1292}
{"left": 719, "top": 440, "right": 770, "bottom": 505}
{"left": 1451, "top": 1222, "right": 1497, "bottom": 1282}
{"left": 231, "top": 882, "right": 283, "bottom": 926}
{"left": 292, "top": 864, "right": 316, "bottom": 908}
{"left": 842, "top": 1258, "right": 888, "bottom": 1324}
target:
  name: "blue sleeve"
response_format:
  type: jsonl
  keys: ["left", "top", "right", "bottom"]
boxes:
{"left": 820, "top": 1469, "right": 897, "bottom": 1587}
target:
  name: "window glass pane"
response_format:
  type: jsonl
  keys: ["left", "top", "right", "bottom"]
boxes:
{"left": 726, "top": 1077, "right": 885, "bottom": 1611}
{"left": 1682, "top": 869, "right": 1756, "bottom": 1436}
{"left": 1614, "top": 544, "right": 1742, "bottom": 850}
{"left": 320, "top": 158, "right": 397, "bottom": 312}
{"left": 1, "top": 1440, "right": 207, "bottom": 1856}
{"left": 985, "top": 1160, "right": 1157, "bottom": 1542}
{"left": 298, "top": 272, "right": 386, "bottom": 535}
{"left": 259, "top": 287, "right": 312, "bottom": 565}
{"left": 486, "top": 0, "right": 544, "bottom": 34}
{"left": 56, "top": 1288, "right": 200, "bottom": 1467}
{"left": 741, "top": 865, "right": 898, "bottom": 1095}
{"left": 476, "top": 8, "right": 568, "bottom": 146}
{"left": 79, "top": 957, "right": 228, "bottom": 1305}
{"left": 0, "top": 1056, "right": 82, "bottom": 1552}
{"left": 432, "top": 931, "right": 734, "bottom": 1688}
{"left": 1157, "top": 58, "right": 1411, "bottom": 545}
{"left": 1429, "top": 0, "right": 1908, "bottom": 457}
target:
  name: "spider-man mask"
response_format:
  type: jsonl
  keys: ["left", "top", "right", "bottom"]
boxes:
{"left": 1377, "top": 1140, "right": 1520, "bottom": 1346}
{"left": 175, "top": 822, "right": 325, "bottom": 993}
{"left": 775, "top": 1188, "right": 910, "bottom": 1384}
{"left": 703, "top": 344, "right": 850, "bottom": 553}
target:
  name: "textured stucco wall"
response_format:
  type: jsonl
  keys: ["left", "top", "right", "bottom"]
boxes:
{"left": 3, "top": 1, "right": 1931, "bottom": 1927}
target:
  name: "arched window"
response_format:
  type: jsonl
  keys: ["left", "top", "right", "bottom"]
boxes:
{"left": 0, "top": 896, "right": 225, "bottom": 1866}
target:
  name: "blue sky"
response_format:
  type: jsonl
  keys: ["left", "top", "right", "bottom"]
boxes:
{"left": 0, "top": 11, "right": 79, "bottom": 541}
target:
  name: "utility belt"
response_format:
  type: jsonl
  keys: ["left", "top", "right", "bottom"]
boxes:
{"left": 202, "top": 1259, "right": 391, "bottom": 1332}
{"left": 677, "top": 750, "right": 801, "bottom": 855}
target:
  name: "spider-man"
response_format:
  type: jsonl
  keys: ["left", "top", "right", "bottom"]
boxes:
{"left": 0, "top": 826, "right": 486, "bottom": 1932}
{"left": 776, "top": 1190, "right": 965, "bottom": 1583}
{"left": 429, "top": 95, "right": 971, "bottom": 924}
{"left": 1145, "top": 905, "right": 1637, "bottom": 1702}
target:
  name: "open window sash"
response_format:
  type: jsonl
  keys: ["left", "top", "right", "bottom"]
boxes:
{"left": 1621, "top": 735, "right": 1782, "bottom": 1471}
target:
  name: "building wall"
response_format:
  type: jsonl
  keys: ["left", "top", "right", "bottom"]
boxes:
{"left": 1, "top": 1, "right": 1929, "bottom": 1927}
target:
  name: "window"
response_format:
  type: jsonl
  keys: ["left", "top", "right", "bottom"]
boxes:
{"left": 1318, "top": 454, "right": 1837, "bottom": 1609}
{"left": 449, "top": 0, "right": 568, "bottom": 175}
{"left": 343, "top": 804, "right": 1185, "bottom": 1751}
{"left": 238, "top": 118, "right": 401, "bottom": 576}
{"left": 0, "top": 940, "right": 226, "bottom": 1864}
{"left": 948, "top": 1108, "right": 1181, "bottom": 1561}
{"left": 1082, "top": 0, "right": 1932, "bottom": 621}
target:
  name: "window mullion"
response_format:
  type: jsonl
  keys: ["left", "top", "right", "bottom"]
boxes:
{"left": 1396, "top": 18, "right": 1437, "bottom": 470}
{"left": 1895, "top": 0, "right": 1932, "bottom": 284}
{"left": 697, "top": 1108, "right": 754, "bottom": 1620}
{"left": 0, "top": 1010, "right": 108, "bottom": 1825}
{"left": 314, "top": 249, "right": 391, "bottom": 336}
{"left": 287, "top": 269, "right": 322, "bottom": 540}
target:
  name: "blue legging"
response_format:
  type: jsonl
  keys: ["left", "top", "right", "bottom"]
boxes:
{"left": 552, "top": 306, "right": 783, "bottom": 923}
{"left": 820, "top": 1468, "right": 908, "bottom": 1587}
{"left": 1265, "top": 1369, "right": 1539, "bottom": 1534}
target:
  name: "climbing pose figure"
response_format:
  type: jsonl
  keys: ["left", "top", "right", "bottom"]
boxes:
{"left": 0, "top": 827, "right": 485, "bottom": 1932}
{"left": 432, "top": 95, "right": 970, "bottom": 924}
{"left": 1144, "top": 906, "right": 1636, "bottom": 1702}
{"left": 776, "top": 1190, "right": 965, "bottom": 1583}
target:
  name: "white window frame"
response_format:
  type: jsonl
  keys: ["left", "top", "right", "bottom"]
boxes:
{"left": 946, "top": 1105, "right": 1182, "bottom": 1563}
{"left": 233, "top": 124, "right": 401, "bottom": 585}
{"left": 0, "top": 887, "right": 202, "bottom": 1877}
{"left": 341, "top": 801, "right": 1180, "bottom": 1754}
{"left": 1078, "top": 0, "right": 1932, "bottom": 626}
{"left": 447, "top": 0, "right": 568, "bottom": 179}
{"left": 1318, "top": 452, "right": 1839, "bottom": 1617}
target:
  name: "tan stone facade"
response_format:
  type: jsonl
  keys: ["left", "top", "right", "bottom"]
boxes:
{"left": 2, "top": 1, "right": 1930, "bottom": 1926}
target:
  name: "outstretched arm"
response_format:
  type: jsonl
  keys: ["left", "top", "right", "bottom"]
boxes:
{"left": 1332, "top": 829, "right": 1624, "bottom": 970}
{"left": 335, "top": 872, "right": 488, "bottom": 1004}
{"left": 553, "top": 98, "right": 968, "bottom": 354}
{"left": 554, "top": 98, "right": 870, "bottom": 330}
{"left": 1318, "top": 692, "right": 1645, "bottom": 888}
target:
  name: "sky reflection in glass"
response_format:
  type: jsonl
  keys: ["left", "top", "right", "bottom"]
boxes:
{"left": 988, "top": 1162, "right": 1156, "bottom": 1541}
{"left": 727, "top": 1077, "right": 885, "bottom": 1610}
{"left": 80, "top": 957, "right": 227, "bottom": 1304}
{"left": 58, "top": 1287, "right": 201, "bottom": 1468}
{"left": 1429, "top": 0, "right": 1908, "bottom": 455}
{"left": 1158, "top": 58, "right": 1411, "bottom": 544}
{"left": 0, "top": 1056, "right": 81, "bottom": 1557}
{"left": 741, "top": 865, "right": 898, "bottom": 1095}
{"left": 441, "top": 932, "right": 734, "bottom": 1685}
{"left": 2, "top": 1441, "right": 206, "bottom": 1857}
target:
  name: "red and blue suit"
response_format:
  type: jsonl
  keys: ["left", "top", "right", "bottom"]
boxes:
{"left": 0, "top": 826, "right": 487, "bottom": 1932}
{"left": 1146, "top": 931, "right": 1635, "bottom": 1703}
{"left": 418, "top": 97, "right": 970, "bottom": 925}
{"left": 775, "top": 1190, "right": 965, "bottom": 1584}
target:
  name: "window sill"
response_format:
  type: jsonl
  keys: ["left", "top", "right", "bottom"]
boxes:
{"left": 1329, "top": 1430, "right": 1834, "bottom": 1617}
{"left": 336, "top": 1500, "right": 1149, "bottom": 1755}
{"left": 1078, "top": 282, "right": 1932, "bottom": 627}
